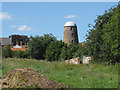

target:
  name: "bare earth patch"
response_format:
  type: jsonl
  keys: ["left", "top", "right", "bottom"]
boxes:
{"left": 2, "top": 68, "right": 70, "bottom": 88}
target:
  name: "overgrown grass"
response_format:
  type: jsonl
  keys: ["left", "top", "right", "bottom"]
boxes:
{"left": 2, "top": 58, "right": 118, "bottom": 88}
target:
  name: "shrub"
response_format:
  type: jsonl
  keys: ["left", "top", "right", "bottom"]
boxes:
{"left": 45, "top": 40, "right": 67, "bottom": 61}
{"left": 2, "top": 44, "right": 12, "bottom": 58}
{"left": 28, "top": 34, "right": 56, "bottom": 60}
{"left": 12, "top": 50, "right": 31, "bottom": 59}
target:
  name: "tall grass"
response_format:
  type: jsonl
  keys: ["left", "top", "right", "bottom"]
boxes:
{"left": 2, "top": 58, "right": 118, "bottom": 88}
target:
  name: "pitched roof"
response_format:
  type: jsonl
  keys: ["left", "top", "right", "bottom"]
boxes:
{"left": 0, "top": 38, "right": 11, "bottom": 46}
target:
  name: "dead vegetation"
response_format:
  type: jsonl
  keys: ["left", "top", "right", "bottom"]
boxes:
{"left": 1, "top": 68, "right": 70, "bottom": 88}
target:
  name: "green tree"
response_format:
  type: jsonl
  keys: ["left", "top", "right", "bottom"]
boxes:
{"left": 12, "top": 49, "right": 31, "bottom": 59}
{"left": 28, "top": 34, "right": 56, "bottom": 60}
{"left": 74, "top": 44, "right": 86, "bottom": 58}
{"left": 66, "top": 44, "right": 80, "bottom": 59}
{"left": 12, "top": 50, "right": 22, "bottom": 58}
{"left": 45, "top": 40, "right": 66, "bottom": 61}
{"left": 59, "top": 46, "right": 67, "bottom": 61}
{"left": 23, "top": 49, "right": 31, "bottom": 58}
{"left": 85, "top": 4, "right": 119, "bottom": 63}
{"left": 2, "top": 44, "right": 12, "bottom": 58}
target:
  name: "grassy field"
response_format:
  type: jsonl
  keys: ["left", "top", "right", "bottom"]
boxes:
{"left": 2, "top": 58, "right": 118, "bottom": 88}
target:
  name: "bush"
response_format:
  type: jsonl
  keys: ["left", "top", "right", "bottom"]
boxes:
{"left": 85, "top": 4, "right": 120, "bottom": 63}
{"left": 28, "top": 34, "right": 57, "bottom": 60}
{"left": 12, "top": 50, "right": 31, "bottom": 59}
{"left": 2, "top": 44, "right": 12, "bottom": 58}
{"left": 59, "top": 46, "right": 67, "bottom": 61}
{"left": 45, "top": 40, "right": 66, "bottom": 61}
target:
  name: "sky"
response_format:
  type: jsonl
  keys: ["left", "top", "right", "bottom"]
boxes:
{"left": 1, "top": 2, "right": 118, "bottom": 42}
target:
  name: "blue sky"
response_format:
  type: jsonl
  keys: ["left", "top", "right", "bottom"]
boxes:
{"left": 2, "top": 2, "right": 118, "bottom": 42}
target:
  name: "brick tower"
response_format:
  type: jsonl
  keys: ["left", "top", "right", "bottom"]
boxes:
{"left": 63, "top": 21, "right": 79, "bottom": 45}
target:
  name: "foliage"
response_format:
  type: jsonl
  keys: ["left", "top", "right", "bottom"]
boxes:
{"left": 28, "top": 34, "right": 57, "bottom": 60}
{"left": 2, "top": 44, "right": 12, "bottom": 58}
{"left": 12, "top": 50, "right": 31, "bottom": 59}
{"left": 45, "top": 41, "right": 87, "bottom": 61}
{"left": 2, "top": 4, "right": 119, "bottom": 63}
{"left": 2, "top": 58, "right": 118, "bottom": 88}
{"left": 64, "top": 43, "right": 88, "bottom": 60}
{"left": 45, "top": 40, "right": 67, "bottom": 61}
{"left": 66, "top": 44, "right": 80, "bottom": 59}
{"left": 1, "top": 34, "right": 86, "bottom": 61}
{"left": 23, "top": 49, "right": 31, "bottom": 58}
{"left": 12, "top": 51, "right": 22, "bottom": 58}
{"left": 59, "top": 46, "right": 68, "bottom": 61}
{"left": 85, "top": 4, "right": 120, "bottom": 63}
{"left": 70, "top": 44, "right": 88, "bottom": 58}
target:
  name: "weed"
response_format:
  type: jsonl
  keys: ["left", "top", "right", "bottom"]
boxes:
{"left": 2, "top": 58, "right": 118, "bottom": 88}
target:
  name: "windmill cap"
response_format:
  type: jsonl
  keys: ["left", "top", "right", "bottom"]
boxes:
{"left": 64, "top": 21, "right": 77, "bottom": 26}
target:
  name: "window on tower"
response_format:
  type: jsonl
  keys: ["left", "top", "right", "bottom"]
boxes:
{"left": 72, "top": 33, "right": 74, "bottom": 36}
{"left": 72, "top": 40, "right": 74, "bottom": 43}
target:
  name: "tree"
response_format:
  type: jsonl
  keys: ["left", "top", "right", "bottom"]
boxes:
{"left": 23, "top": 49, "right": 31, "bottom": 58}
{"left": 66, "top": 44, "right": 80, "bottom": 59}
{"left": 85, "top": 4, "right": 120, "bottom": 63}
{"left": 2, "top": 44, "right": 12, "bottom": 58}
{"left": 73, "top": 44, "right": 86, "bottom": 58}
{"left": 59, "top": 46, "right": 67, "bottom": 61}
{"left": 28, "top": 34, "right": 56, "bottom": 60}
{"left": 45, "top": 40, "right": 66, "bottom": 61}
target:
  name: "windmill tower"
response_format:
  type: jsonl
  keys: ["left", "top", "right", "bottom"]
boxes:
{"left": 63, "top": 21, "right": 79, "bottom": 45}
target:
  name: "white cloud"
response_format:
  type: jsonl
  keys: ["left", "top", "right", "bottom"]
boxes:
{"left": 0, "top": 12, "right": 12, "bottom": 20}
{"left": 64, "top": 15, "right": 78, "bottom": 19}
{"left": 18, "top": 25, "right": 32, "bottom": 31}
{"left": 10, "top": 25, "right": 17, "bottom": 28}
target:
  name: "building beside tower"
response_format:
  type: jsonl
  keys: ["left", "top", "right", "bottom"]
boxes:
{"left": 0, "top": 35, "right": 29, "bottom": 51}
{"left": 63, "top": 21, "right": 79, "bottom": 45}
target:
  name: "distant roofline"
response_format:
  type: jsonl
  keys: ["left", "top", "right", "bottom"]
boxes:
{"left": 0, "top": 34, "right": 29, "bottom": 38}
{"left": 0, "top": 37, "right": 9, "bottom": 38}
